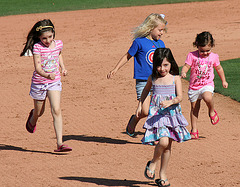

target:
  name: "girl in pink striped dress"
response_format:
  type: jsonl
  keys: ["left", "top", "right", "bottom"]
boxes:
{"left": 20, "top": 19, "right": 72, "bottom": 152}
{"left": 136, "top": 48, "right": 190, "bottom": 186}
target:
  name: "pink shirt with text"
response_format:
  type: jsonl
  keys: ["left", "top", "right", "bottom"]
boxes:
{"left": 185, "top": 50, "right": 220, "bottom": 90}
{"left": 32, "top": 40, "right": 63, "bottom": 84}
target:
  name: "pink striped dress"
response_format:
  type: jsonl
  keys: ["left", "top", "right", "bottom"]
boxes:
{"left": 32, "top": 40, "right": 63, "bottom": 84}
{"left": 142, "top": 76, "right": 191, "bottom": 145}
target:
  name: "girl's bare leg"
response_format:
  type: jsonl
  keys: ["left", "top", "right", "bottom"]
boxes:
{"left": 127, "top": 95, "right": 151, "bottom": 134}
{"left": 190, "top": 99, "right": 201, "bottom": 134}
{"left": 47, "top": 90, "right": 63, "bottom": 147}
{"left": 29, "top": 99, "right": 46, "bottom": 125}
{"left": 146, "top": 137, "right": 170, "bottom": 178}
{"left": 159, "top": 139, "right": 172, "bottom": 184}
{"left": 202, "top": 91, "right": 218, "bottom": 123}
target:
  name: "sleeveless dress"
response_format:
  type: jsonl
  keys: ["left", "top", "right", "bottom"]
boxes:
{"left": 142, "top": 76, "right": 191, "bottom": 145}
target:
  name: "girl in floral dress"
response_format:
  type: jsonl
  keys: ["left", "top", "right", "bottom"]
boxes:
{"left": 136, "top": 48, "right": 191, "bottom": 186}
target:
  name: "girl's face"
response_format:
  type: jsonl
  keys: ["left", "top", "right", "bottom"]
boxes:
{"left": 198, "top": 44, "right": 212, "bottom": 58}
{"left": 149, "top": 22, "right": 165, "bottom": 41}
{"left": 157, "top": 58, "right": 171, "bottom": 77}
{"left": 39, "top": 31, "right": 54, "bottom": 47}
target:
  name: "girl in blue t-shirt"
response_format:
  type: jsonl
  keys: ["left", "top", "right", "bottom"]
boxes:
{"left": 107, "top": 13, "right": 167, "bottom": 137}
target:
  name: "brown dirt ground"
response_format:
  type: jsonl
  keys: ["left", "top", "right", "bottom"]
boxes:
{"left": 0, "top": 0, "right": 240, "bottom": 186}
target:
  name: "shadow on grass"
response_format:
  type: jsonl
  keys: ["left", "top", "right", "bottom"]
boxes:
{"left": 63, "top": 135, "right": 142, "bottom": 145}
{"left": 0, "top": 144, "right": 68, "bottom": 155}
{"left": 59, "top": 176, "right": 151, "bottom": 187}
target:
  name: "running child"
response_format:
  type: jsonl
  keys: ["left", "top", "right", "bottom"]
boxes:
{"left": 20, "top": 19, "right": 72, "bottom": 152}
{"left": 137, "top": 48, "right": 191, "bottom": 186}
{"left": 181, "top": 31, "right": 228, "bottom": 139}
{"left": 107, "top": 13, "right": 167, "bottom": 137}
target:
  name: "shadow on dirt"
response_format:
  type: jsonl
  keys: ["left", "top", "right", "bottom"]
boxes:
{"left": 0, "top": 144, "right": 68, "bottom": 155}
{"left": 59, "top": 176, "right": 151, "bottom": 187}
{"left": 63, "top": 135, "right": 142, "bottom": 145}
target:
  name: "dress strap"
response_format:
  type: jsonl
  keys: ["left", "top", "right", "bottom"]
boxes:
{"left": 172, "top": 75, "right": 175, "bottom": 84}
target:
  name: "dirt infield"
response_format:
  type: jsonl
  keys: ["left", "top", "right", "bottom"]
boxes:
{"left": 0, "top": 0, "right": 240, "bottom": 186}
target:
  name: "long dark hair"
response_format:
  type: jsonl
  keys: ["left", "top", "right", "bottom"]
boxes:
{"left": 152, "top": 48, "right": 179, "bottom": 79}
{"left": 20, "top": 19, "right": 55, "bottom": 56}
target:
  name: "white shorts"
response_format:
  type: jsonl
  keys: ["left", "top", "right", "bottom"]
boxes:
{"left": 188, "top": 85, "right": 214, "bottom": 102}
{"left": 30, "top": 80, "right": 62, "bottom": 100}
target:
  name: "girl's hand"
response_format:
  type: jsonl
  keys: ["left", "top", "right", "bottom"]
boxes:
{"left": 107, "top": 69, "right": 117, "bottom": 79}
{"left": 160, "top": 100, "right": 173, "bottom": 108}
{"left": 181, "top": 72, "right": 186, "bottom": 78}
{"left": 47, "top": 73, "right": 55, "bottom": 80}
{"left": 62, "top": 69, "right": 68, "bottom": 76}
{"left": 181, "top": 64, "right": 190, "bottom": 79}
{"left": 222, "top": 81, "right": 228, "bottom": 88}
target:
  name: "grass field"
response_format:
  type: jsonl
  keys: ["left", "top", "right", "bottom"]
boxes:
{"left": 0, "top": 0, "right": 216, "bottom": 17}
{"left": 214, "top": 59, "right": 240, "bottom": 102}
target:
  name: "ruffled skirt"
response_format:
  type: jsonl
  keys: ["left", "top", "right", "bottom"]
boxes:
{"left": 141, "top": 114, "right": 191, "bottom": 144}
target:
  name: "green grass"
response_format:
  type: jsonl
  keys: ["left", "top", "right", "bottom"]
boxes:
{"left": 0, "top": 0, "right": 217, "bottom": 17}
{"left": 180, "top": 58, "right": 240, "bottom": 102}
{"left": 214, "top": 59, "right": 240, "bottom": 102}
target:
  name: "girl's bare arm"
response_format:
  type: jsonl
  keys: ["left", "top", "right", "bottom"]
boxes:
{"left": 33, "top": 54, "right": 55, "bottom": 80}
{"left": 215, "top": 65, "right": 228, "bottom": 88}
{"left": 107, "top": 52, "right": 132, "bottom": 79}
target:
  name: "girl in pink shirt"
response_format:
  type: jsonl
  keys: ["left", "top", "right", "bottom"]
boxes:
{"left": 20, "top": 19, "right": 72, "bottom": 152}
{"left": 181, "top": 31, "right": 228, "bottom": 139}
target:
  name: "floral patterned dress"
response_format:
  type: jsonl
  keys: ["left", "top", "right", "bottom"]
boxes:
{"left": 142, "top": 76, "right": 191, "bottom": 145}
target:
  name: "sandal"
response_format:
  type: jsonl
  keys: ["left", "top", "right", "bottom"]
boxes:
{"left": 54, "top": 144, "right": 72, "bottom": 152}
{"left": 155, "top": 179, "right": 170, "bottom": 187}
{"left": 209, "top": 109, "right": 219, "bottom": 125}
{"left": 190, "top": 130, "right": 199, "bottom": 139}
{"left": 126, "top": 115, "right": 135, "bottom": 137}
{"left": 144, "top": 161, "right": 155, "bottom": 180}
{"left": 26, "top": 109, "right": 37, "bottom": 133}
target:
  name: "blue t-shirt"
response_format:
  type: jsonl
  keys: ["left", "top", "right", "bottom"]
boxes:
{"left": 128, "top": 37, "right": 165, "bottom": 80}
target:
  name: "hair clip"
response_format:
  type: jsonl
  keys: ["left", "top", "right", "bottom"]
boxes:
{"left": 36, "top": 26, "right": 53, "bottom": 31}
{"left": 159, "top": 14, "right": 167, "bottom": 25}
{"left": 160, "top": 14, "right": 165, "bottom": 19}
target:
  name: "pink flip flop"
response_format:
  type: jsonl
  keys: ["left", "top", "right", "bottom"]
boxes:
{"left": 54, "top": 144, "right": 72, "bottom": 152}
{"left": 209, "top": 109, "right": 219, "bottom": 125}
{"left": 26, "top": 109, "right": 37, "bottom": 133}
{"left": 190, "top": 130, "right": 199, "bottom": 139}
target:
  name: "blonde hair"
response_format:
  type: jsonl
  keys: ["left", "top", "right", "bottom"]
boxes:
{"left": 132, "top": 13, "right": 167, "bottom": 40}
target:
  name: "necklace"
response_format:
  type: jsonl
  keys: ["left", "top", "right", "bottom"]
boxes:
{"left": 197, "top": 53, "right": 210, "bottom": 79}
{"left": 147, "top": 36, "right": 161, "bottom": 48}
